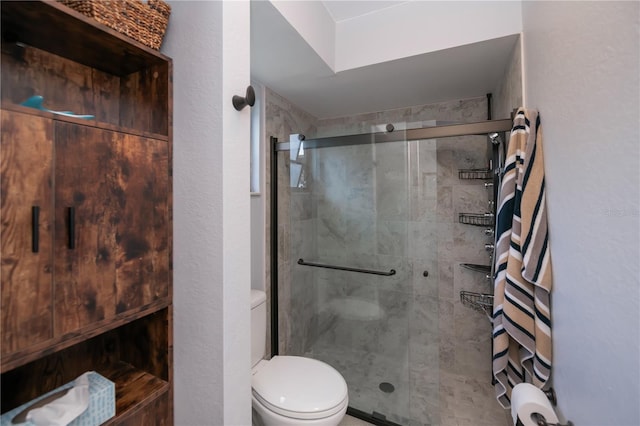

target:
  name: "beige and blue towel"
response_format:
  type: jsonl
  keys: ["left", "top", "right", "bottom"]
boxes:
{"left": 492, "top": 108, "right": 553, "bottom": 407}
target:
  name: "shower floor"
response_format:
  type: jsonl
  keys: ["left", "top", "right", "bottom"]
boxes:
{"left": 305, "top": 340, "right": 510, "bottom": 426}
{"left": 306, "top": 343, "right": 413, "bottom": 425}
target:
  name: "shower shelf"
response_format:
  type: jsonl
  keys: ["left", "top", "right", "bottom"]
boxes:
{"left": 459, "top": 212, "right": 494, "bottom": 227}
{"left": 460, "top": 291, "right": 494, "bottom": 317}
{"left": 460, "top": 263, "right": 491, "bottom": 274}
{"left": 458, "top": 168, "right": 493, "bottom": 180}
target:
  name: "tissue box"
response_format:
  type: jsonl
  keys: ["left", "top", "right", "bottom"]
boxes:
{"left": 1, "top": 371, "right": 115, "bottom": 426}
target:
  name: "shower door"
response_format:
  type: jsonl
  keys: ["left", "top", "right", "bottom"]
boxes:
{"left": 280, "top": 129, "right": 440, "bottom": 425}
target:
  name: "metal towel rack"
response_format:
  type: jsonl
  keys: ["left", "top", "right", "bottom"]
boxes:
{"left": 297, "top": 259, "right": 396, "bottom": 276}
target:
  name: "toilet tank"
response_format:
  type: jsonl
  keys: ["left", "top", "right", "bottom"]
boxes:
{"left": 251, "top": 289, "right": 267, "bottom": 367}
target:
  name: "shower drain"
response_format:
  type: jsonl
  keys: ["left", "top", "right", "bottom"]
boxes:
{"left": 379, "top": 382, "right": 395, "bottom": 393}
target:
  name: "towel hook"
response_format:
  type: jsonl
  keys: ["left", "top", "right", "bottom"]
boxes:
{"left": 232, "top": 85, "right": 255, "bottom": 111}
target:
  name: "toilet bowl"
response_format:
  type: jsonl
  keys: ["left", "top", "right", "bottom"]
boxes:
{"left": 251, "top": 290, "right": 348, "bottom": 426}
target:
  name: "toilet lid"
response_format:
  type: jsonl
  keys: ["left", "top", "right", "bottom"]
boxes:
{"left": 252, "top": 356, "right": 348, "bottom": 420}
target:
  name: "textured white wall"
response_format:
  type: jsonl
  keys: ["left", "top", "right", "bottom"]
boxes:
{"left": 522, "top": 2, "right": 640, "bottom": 425}
{"left": 163, "top": 1, "right": 251, "bottom": 425}
{"left": 222, "top": 2, "right": 251, "bottom": 424}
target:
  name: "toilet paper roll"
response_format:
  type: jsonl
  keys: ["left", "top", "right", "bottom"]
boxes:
{"left": 511, "top": 383, "right": 559, "bottom": 426}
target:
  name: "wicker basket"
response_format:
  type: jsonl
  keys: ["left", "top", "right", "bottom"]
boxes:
{"left": 59, "top": 0, "right": 171, "bottom": 50}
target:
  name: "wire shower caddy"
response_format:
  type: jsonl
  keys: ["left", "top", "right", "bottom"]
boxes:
{"left": 460, "top": 290, "right": 494, "bottom": 319}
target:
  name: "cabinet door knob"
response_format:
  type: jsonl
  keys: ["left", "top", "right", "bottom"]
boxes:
{"left": 32, "top": 206, "right": 40, "bottom": 253}
{"left": 68, "top": 207, "right": 76, "bottom": 249}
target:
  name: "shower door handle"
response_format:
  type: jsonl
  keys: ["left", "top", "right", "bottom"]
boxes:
{"left": 297, "top": 259, "right": 396, "bottom": 276}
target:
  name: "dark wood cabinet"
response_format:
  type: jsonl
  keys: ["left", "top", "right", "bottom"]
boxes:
{"left": 1, "top": 110, "right": 54, "bottom": 354}
{"left": 54, "top": 122, "right": 120, "bottom": 335}
{"left": 112, "top": 131, "right": 170, "bottom": 314}
{"left": 53, "top": 123, "right": 170, "bottom": 336}
{"left": 1, "top": 1, "right": 173, "bottom": 423}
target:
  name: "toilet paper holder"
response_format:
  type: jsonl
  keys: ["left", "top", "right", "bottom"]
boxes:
{"left": 543, "top": 388, "right": 557, "bottom": 405}
{"left": 531, "top": 413, "right": 574, "bottom": 426}
{"left": 516, "top": 387, "right": 573, "bottom": 426}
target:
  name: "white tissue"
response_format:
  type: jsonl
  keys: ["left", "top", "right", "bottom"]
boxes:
{"left": 26, "top": 372, "right": 91, "bottom": 426}
{"left": 511, "top": 383, "right": 559, "bottom": 426}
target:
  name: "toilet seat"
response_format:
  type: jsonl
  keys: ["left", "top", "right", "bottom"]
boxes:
{"left": 252, "top": 356, "right": 348, "bottom": 421}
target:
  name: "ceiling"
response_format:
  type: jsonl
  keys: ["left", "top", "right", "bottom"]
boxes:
{"left": 251, "top": 1, "right": 519, "bottom": 119}
{"left": 321, "top": 1, "right": 408, "bottom": 22}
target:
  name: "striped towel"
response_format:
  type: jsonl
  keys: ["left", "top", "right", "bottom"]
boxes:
{"left": 492, "top": 108, "right": 553, "bottom": 408}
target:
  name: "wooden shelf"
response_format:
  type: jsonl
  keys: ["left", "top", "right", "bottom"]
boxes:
{"left": 0, "top": 362, "right": 168, "bottom": 423}
{"left": 1, "top": 298, "right": 170, "bottom": 374}
{"left": 101, "top": 362, "right": 169, "bottom": 424}
{"left": 1, "top": 0, "right": 169, "bottom": 76}
{"left": 1, "top": 309, "right": 171, "bottom": 415}
{"left": 0, "top": 103, "right": 169, "bottom": 142}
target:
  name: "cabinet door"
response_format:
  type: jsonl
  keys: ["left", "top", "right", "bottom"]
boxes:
{"left": 1, "top": 110, "right": 54, "bottom": 354}
{"left": 54, "top": 123, "right": 168, "bottom": 336}
{"left": 54, "top": 123, "right": 119, "bottom": 336}
{"left": 114, "top": 133, "right": 169, "bottom": 313}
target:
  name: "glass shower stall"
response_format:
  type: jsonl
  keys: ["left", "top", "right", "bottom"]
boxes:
{"left": 270, "top": 120, "right": 511, "bottom": 425}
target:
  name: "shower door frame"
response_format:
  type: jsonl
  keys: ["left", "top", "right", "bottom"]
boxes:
{"left": 269, "top": 118, "right": 512, "bottom": 426}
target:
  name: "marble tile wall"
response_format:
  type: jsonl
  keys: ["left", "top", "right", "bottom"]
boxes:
{"left": 265, "top": 91, "right": 510, "bottom": 425}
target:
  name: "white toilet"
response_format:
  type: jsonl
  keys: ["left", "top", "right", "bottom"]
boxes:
{"left": 251, "top": 290, "right": 349, "bottom": 426}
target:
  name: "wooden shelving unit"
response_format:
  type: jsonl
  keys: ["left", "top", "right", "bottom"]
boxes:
{"left": 1, "top": 1, "right": 173, "bottom": 424}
